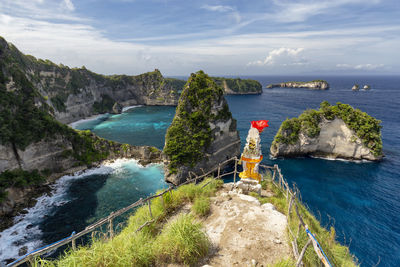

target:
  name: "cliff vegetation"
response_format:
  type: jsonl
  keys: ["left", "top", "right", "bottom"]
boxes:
{"left": 212, "top": 77, "right": 262, "bottom": 94}
{"left": 272, "top": 101, "right": 382, "bottom": 156}
{"left": 34, "top": 178, "right": 222, "bottom": 266}
{"left": 163, "top": 71, "right": 226, "bottom": 173}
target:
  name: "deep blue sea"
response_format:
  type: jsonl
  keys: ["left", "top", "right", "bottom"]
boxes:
{"left": 1, "top": 75, "right": 399, "bottom": 266}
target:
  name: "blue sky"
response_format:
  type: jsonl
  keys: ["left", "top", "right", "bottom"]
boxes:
{"left": 0, "top": 0, "right": 399, "bottom": 76}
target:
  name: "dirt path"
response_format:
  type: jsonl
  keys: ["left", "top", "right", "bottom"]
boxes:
{"left": 201, "top": 184, "right": 290, "bottom": 266}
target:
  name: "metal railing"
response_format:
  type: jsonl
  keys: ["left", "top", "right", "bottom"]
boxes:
{"left": 8, "top": 157, "right": 332, "bottom": 267}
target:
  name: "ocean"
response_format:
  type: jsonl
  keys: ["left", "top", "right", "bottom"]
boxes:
{"left": 1, "top": 75, "right": 399, "bottom": 266}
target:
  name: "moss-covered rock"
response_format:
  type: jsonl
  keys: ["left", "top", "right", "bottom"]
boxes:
{"left": 271, "top": 101, "right": 382, "bottom": 161}
{"left": 163, "top": 71, "right": 240, "bottom": 184}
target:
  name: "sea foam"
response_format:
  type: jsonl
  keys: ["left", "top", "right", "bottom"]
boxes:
{"left": 0, "top": 164, "right": 117, "bottom": 263}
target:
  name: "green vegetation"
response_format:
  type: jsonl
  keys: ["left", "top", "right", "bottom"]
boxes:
{"left": 34, "top": 178, "right": 222, "bottom": 266}
{"left": 254, "top": 177, "right": 357, "bottom": 267}
{"left": 192, "top": 195, "right": 211, "bottom": 217}
{"left": 154, "top": 214, "right": 210, "bottom": 265}
{"left": 213, "top": 77, "right": 262, "bottom": 93}
{"left": 165, "top": 78, "right": 186, "bottom": 92}
{"left": 0, "top": 169, "right": 45, "bottom": 202}
{"left": 92, "top": 94, "right": 116, "bottom": 114}
{"left": 272, "top": 101, "right": 382, "bottom": 156}
{"left": 164, "top": 71, "right": 228, "bottom": 173}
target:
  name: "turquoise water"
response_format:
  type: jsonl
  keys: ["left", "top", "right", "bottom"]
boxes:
{"left": 0, "top": 159, "right": 167, "bottom": 263}
{"left": 2, "top": 75, "right": 399, "bottom": 266}
{"left": 73, "top": 106, "right": 176, "bottom": 149}
{"left": 73, "top": 75, "right": 400, "bottom": 266}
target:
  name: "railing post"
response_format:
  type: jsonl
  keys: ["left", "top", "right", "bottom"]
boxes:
{"left": 148, "top": 199, "right": 153, "bottom": 218}
{"left": 217, "top": 163, "right": 221, "bottom": 179}
{"left": 109, "top": 217, "right": 114, "bottom": 238}
{"left": 273, "top": 165, "right": 277, "bottom": 182}
{"left": 160, "top": 194, "right": 165, "bottom": 210}
{"left": 233, "top": 157, "right": 238, "bottom": 183}
{"left": 72, "top": 237, "right": 76, "bottom": 250}
{"left": 28, "top": 255, "right": 34, "bottom": 267}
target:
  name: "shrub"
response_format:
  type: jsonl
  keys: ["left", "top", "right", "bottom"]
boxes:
{"left": 192, "top": 195, "right": 211, "bottom": 217}
{"left": 154, "top": 214, "right": 210, "bottom": 265}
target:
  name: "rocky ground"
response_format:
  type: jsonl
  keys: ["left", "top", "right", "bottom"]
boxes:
{"left": 167, "top": 183, "right": 290, "bottom": 267}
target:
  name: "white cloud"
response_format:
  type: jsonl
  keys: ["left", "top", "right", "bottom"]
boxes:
{"left": 201, "top": 5, "right": 234, "bottom": 12}
{"left": 336, "top": 63, "right": 385, "bottom": 70}
{"left": 62, "top": 0, "right": 75, "bottom": 11}
{"left": 247, "top": 48, "right": 305, "bottom": 66}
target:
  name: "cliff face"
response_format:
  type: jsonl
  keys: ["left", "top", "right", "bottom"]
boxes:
{"left": 267, "top": 80, "right": 329, "bottom": 90}
{"left": 271, "top": 118, "right": 380, "bottom": 160}
{"left": 270, "top": 101, "right": 382, "bottom": 161}
{"left": 163, "top": 71, "right": 240, "bottom": 185}
{"left": 0, "top": 131, "right": 161, "bottom": 220}
{"left": 0, "top": 37, "right": 179, "bottom": 124}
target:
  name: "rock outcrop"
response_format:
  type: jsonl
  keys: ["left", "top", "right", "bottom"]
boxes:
{"left": 267, "top": 80, "right": 329, "bottom": 90}
{"left": 270, "top": 101, "right": 383, "bottom": 161}
{"left": 0, "top": 36, "right": 179, "bottom": 124}
{"left": 352, "top": 84, "right": 359, "bottom": 91}
{"left": 163, "top": 71, "right": 240, "bottom": 185}
{"left": 363, "top": 85, "right": 371, "bottom": 90}
{"left": 0, "top": 131, "right": 161, "bottom": 224}
{"left": 213, "top": 77, "right": 262, "bottom": 94}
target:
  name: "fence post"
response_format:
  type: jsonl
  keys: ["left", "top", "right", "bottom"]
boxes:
{"left": 109, "top": 217, "right": 114, "bottom": 238}
{"left": 296, "top": 238, "right": 312, "bottom": 267}
{"left": 233, "top": 157, "right": 238, "bottom": 183}
{"left": 217, "top": 163, "right": 221, "bottom": 179}
{"left": 28, "top": 255, "right": 34, "bottom": 267}
{"left": 148, "top": 199, "right": 153, "bottom": 218}
{"left": 286, "top": 183, "right": 289, "bottom": 201}
{"left": 273, "top": 165, "right": 277, "bottom": 182}
{"left": 72, "top": 237, "right": 76, "bottom": 250}
{"left": 160, "top": 194, "right": 165, "bottom": 210}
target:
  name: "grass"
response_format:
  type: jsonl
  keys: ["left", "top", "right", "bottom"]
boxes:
{"left": 253, "top": 176, "right": 358, "bottom": 267}
{"left": 154, "top": 214, "right": 210, "bottom": 265}
{"left": 34, "top": 178, "right": 222, "bottom": 266}
{"left": 192, "top": 195, "right": 211, "bottom": 217}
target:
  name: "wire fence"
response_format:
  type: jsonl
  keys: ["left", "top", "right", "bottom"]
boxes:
{"left": 7, "top": 157, "right": 332, "bottom": 267}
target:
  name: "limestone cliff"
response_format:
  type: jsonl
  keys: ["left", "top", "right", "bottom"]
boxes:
{"left": 0, "top": 131, "right": 161, "bottom": 224}
{"left": 0, "top": 36, "right": 179, "bottom": 124}
{"left": 163, "top": 71, "right": 240, "bottom": 185}
{"left": 270, "top": 101, "right": 382, "bottom": 161}
{"left": 267, "top": 80, "right": 329, "bottom": 90}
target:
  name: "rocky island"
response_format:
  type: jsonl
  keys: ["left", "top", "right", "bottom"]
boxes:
{"left": 212, "top": 77, "right": 262, "bottom": 94}
{"left": 267, "top": 80, "right": 329, "bottom": 90}
{"left": 270, "top": 101, "right": 383, "bottom": 161}
{"left": 163, "top": 71, "right": 241, "bottom": 185}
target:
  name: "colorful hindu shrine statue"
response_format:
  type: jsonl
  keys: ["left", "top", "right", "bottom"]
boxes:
{"left": 239, "top": 120, "right": 269, "bottom": 183}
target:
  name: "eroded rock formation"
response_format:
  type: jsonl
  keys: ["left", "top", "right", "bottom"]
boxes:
{"left": 163, "top": 71, "right": 240, "bottom": 185}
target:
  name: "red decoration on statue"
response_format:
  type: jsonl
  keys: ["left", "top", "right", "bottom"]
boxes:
{"left": 251, "top": 120, "right": 269, "bottom": 133}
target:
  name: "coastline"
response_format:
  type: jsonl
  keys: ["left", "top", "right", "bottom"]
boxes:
{"left": 0, "top": 158, "right": 164, "bottom": 263}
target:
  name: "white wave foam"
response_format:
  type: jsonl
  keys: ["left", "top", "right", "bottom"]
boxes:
{"left": 69, "top": 114, "right": 109, "bottom": 129}
{"left": 310, "top": 155, "right": 373, "bottom": 163}
{"left": 0, "top": 165, "right": 115, "bottom": 263}
{"left": 0, "top": 159, "right": 163, "bottom": 263}
{"left": 122, "top": 105, "right": 142, "bottom": 112}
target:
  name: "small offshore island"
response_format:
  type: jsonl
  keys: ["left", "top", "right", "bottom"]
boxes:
{"left": 267, "top": 80, "right": 329, "bottom": 90}
{"left": 271, "top": 101, "right": 383, "bottom": 161}
{"left": 0, "top": 36, "right": 363, "bottom": 266}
